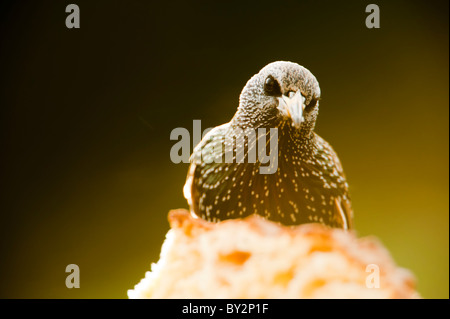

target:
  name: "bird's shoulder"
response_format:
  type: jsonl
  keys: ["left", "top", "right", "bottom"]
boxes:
{"left": 312, "top": 133, "right": 345, "bottom": 175}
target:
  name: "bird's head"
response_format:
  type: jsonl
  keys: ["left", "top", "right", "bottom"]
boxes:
{"left": 237, "top": 61, "right": 321, "bottom": 135}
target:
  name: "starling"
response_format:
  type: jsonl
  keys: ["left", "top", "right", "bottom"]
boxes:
{"left": 184, "top": 61, "right": 353, "bottom": 229}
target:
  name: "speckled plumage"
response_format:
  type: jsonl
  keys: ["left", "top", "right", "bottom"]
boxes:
{"left": 184, "top": 61, "right": 353, "bottom": 229}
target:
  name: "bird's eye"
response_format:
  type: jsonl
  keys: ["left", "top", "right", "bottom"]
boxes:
{"left": 305, "top": 98, "right": 318, "bottom": 112}
{"left": 264, "top": 75, "right": 282, "bottom": 97}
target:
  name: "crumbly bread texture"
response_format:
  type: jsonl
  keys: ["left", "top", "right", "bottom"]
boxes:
{"left": 128, "top": 209, "right": 419, "bottom": 299}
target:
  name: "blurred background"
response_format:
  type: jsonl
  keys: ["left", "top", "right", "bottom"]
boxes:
{"left": 0, "top": 0, "right": 448, "bottom": 298}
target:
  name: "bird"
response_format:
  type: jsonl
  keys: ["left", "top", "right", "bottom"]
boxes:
{"left": 183, "top": 61, "right": 353, "bottom": 229}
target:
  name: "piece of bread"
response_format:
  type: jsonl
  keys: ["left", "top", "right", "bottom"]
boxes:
{"left": 128, "top": 209, "right": 419, "bottom": 298}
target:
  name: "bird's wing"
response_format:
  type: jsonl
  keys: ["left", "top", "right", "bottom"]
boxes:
{"left": 309, "top": 134, "right": 353, "bottom": 229}
{"left": 183, "top": 123, "right": 231, "bottom": 216}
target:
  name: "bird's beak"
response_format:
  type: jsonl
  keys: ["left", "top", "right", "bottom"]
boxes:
{"left": 277, "top": 91, "right": 306, "bottom": 128}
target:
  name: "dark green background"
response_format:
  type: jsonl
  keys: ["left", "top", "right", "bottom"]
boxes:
{"left": 0, "top": 0, "right": 448, "bottom": 298}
